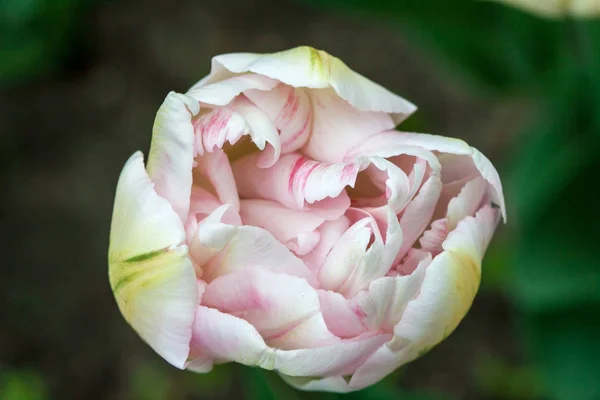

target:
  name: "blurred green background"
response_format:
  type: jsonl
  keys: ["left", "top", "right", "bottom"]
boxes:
{"left": 1, "top": 0, "right": 599, "bottom": 399}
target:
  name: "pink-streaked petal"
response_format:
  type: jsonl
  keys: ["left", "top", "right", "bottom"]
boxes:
{"left": 396, "top": 248, "right": 432, "bottom": 276}
{"left": 108, "top": 152, "right": 197, "bottom": 369}
{"left": 146, "top": 92, "right": 200, "bottom": 222}
{"left": 187, "top": 73, "right": 278, "bottom": 106}
{"left": 351, "top": 158, "right": 412, "bottom": 215}
{"left": 203, "top": 268, "right": 338, "bottom": 349}
{"left": 239, "top": 199, "right": 325, "bottom": 256}
{"left": 302, "top": 216, "right": 351, "bottom": 270}
{"left": 344, "top": 131, "right": 441, "bottom": 172}
{"left": 396, "top": 175, "right": 443, "bottom": 262}
{"left": 232, "top": 152, "right": 355, "bottom": 220}
{"left": 419, "top": 177, "right": 489, "bottom": 255}
{"left": 355, "top": 255, "right": 429, "bottom": 332}
{"left": 245, "top": 84, "right": 312, "bottom": 153}
{"left": 303, "top": 88, "right": 396, "bottom": 162}
{"left": 190, "top": 206, "right": 313, "bottom": 283}
{"left": 446, "top": 176, "right": 487, "bottom": 229}
{"left": 318, "top": 290, "right": 368, "bottom": 338}
{"left": 230, "top": 97, "right": 281, "bottom": 168}
{"left": 194, "top": 46, "right": 415, "bottom": 121}
{"left": 192, "top": 108, "right": 247, "bottom": 155}
{"left": 418, "top": 219, "right": 448, "bottom": 256}
{"left": 351, "top": 132, "right": 506, "bottom": 221}
{"left": 194, "top": 149, "right": 240, "bottom": 213}
{"left": 334, "top": 207, "right": 403, "bottom": 297}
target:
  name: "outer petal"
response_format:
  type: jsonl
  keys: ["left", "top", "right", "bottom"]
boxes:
{"left": 394, "top": 205, "right": 500, "bottom": 354}
{"left": 446, "top": 176, "right": 487, "bottom": 229}
{"left": 108, "top": 152, "right": 197, "bottom": 368}
{"left": 194, "top": 46, "right": 416, "bottom": 122}
{"left": 187, "top": 73, "right": 278, "bottom": 106}
{"left": 282, "top": 343, "right": 410, "bottom": 393}
{"left": 146, "top": 92, "right": 200, "bottom": 222}
{"left": 191, "top": 307, "right": 390, "bottom": 376}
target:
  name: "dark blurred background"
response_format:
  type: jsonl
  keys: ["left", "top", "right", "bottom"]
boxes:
{"left": 1, "top": 0, "right": 599, "bottom": 399}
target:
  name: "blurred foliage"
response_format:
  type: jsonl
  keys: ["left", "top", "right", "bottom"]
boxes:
{"left": 472, "top": 355, "right": 543, "bottom": 399}
{"left": 0, "top": 0, "right": 91, "bottom": 86}
{"left": 127, "top": 361, "right": 235, "bottom": 400}
{"left": 0, "top": 369, "right": 49, "bottom": 400}
{"left": 243, "top": 368, "right": 455, "bottom": 400}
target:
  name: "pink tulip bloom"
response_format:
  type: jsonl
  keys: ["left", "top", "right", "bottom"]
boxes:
{"left": 108, "top": 46, "right": 505, "bottom": 392}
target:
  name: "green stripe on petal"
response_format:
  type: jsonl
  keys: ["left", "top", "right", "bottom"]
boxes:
{"left": 108, "top": 152, "right": 197, "bottom": 368}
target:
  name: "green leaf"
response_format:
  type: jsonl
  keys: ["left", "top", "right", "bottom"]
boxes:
{"left": 525, "top": 308, "right": 600, "bottom": 400}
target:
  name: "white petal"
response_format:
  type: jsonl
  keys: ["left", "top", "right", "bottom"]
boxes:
{"left": 187, "top": 73, "right": 278, "bottom": 106}
{"left": 194, "top": 46, "right": 416, "bottom": 120}
{"left": 109, "top": 152, "right": 197, "bottom": 368}
{"left": 146, "top": 92, "right": 200, "bottom": 222}
{"left": 192, "top": 306, "right": 390, "bottom": 377}
{"left": 446, "top": 176, "right": 487, "bottom": 230}
{"left": 355, "top": 255, "right": 429, "bottom": 331}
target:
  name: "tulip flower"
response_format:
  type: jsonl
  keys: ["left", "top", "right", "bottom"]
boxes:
{"left": 108, "top": 46, "right": 505, "bottom": 392}
{"left": 490, "top": 0, "right": 600, "bottom": 18}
